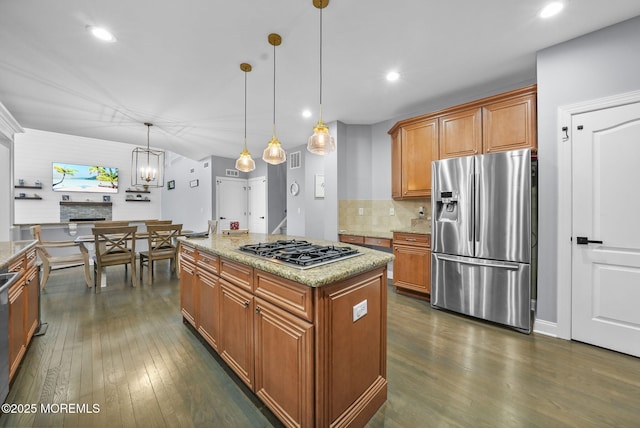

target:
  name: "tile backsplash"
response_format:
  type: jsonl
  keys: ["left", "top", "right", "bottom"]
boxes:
{"left": 339, "top": 199, "right": 431, "bottom": 234}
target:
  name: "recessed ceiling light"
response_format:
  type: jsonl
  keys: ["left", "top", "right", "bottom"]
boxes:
{"left": 302, "top": 109, "right": 312, "bottom": 118}
{"left": 386, "top": 71, "right": 400, "bottom": 82}
{"left": 87, "top": 25, "right": 117, "bottom": 43}
{"left": 540, "top": 2, "right": 564, "bottom": 19}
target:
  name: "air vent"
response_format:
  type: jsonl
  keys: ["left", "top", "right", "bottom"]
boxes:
{"left": 226, "top": 169, "right": 239, "bottom": 177}
{"left": 289, "top": 151, "right": 301, "bottom": 169}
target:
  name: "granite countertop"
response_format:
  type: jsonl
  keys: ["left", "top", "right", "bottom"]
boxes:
{"left": 338, "top": 230, "right": 393, "bottom": 240}
{"left": 179, "top": 233, "right": 394, "bottom": 288}
{"left": 0, "top": 240, "right": 37, "bottom": 270}
{"left": 391, "top": 226, "right": 430, "bottom": 235}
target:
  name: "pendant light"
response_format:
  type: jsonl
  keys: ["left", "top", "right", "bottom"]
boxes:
{"left": 131, "top": 122, "right": 165, "bottom": 190}
{"left": 262, "top": 33, "right": 287, "bottom": 165}
{"left": 235, "top": 63, "right": 256, "bottom": 172}
{"left": 307, "top": 0, "right": 336, "bottom": 155}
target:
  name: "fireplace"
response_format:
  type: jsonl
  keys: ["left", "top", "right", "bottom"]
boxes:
{"left": 60, "top": 201, "right": 112, "bottom": 222}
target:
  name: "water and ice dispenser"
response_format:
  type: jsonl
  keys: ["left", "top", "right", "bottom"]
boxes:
{"left": 435, "top": 191, "right": 459, "bottom": 222}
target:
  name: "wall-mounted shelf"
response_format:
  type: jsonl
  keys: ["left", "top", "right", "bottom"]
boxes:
{"left": 126, "top": 190, "right": 150, "bottom": 194}
{"left": 125, "top": 199, "right": 151, "bottom": 202}
{"left": 59, "top": 201, "right": 112, "bottom": 206}
{"left": 15, "top": 196, "right": 43, "bottom": 200}
{"left": 15, "top": 185, "right": 42, "bottom": 189}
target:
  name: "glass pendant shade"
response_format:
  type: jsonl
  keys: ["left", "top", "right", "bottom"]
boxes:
{"left": 307, "top": 119, "right": 335, "bottom": 154}
{"left": 132, "top": 123, "right": 165, "bottom": 189}
{"left": 262, "top": 135, "right": 286, "bottom": 165}
{"left": 235, "top": 63, "right": 256, "bottom": 172}
{"left": 235, "top": 145, "right": 256, "bottom": 172}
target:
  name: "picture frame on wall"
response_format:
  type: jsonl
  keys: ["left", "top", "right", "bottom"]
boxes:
{"left": 190, "top": 179, "right": 199, "bottom": 188}
{"left": 61, "top": 195, "right": 70, "bottom": 201}
{"left": 167, "top": 180, "right": 175, "bottom": 190}
{"left": 103, "top": 195, "right": 110, "bottom": 202}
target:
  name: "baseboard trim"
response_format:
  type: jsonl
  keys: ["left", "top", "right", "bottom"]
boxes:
{"left": 533, "top": 318, "right": 559, "bottom": 337}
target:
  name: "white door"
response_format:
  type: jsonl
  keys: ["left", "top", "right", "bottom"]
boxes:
{"left": 216, "top": 177, "right": 248, "bottom": 231}
{"left": 571, "top": 101, "right": 640, "bottom": 357}
{"left": 248, "top": 177, "right": 267, "bottom": 234}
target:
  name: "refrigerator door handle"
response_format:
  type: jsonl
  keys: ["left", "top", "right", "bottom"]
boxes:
{"left": 468, "top": 173, "right": 474, "bottom": 242}
{"left": 435, "top": 254, "right": 521, "bottom": 270}
{"left": 474, "top": 173, "right": 480, "bottom": 242}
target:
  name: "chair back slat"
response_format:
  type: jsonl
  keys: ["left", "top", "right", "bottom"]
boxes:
{"left": 146, "top": 224, "right": 183, "bottom": 251}
{"left": 92, "top": 226, "right": 138, "bottom": 258}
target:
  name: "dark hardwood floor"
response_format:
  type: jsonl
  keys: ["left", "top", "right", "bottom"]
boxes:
{"left": 2, "top": 264, "right": 639, "bottom": 427}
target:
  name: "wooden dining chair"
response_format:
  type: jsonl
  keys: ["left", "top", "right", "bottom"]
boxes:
{"left": 30, "top": 225, "right": 92, "bottom": 289}
{"left": 139, "top": 223, "right": 183, "bottom": 284}
{"left": 91, "top": 225, "right": 138, "bottom": 292}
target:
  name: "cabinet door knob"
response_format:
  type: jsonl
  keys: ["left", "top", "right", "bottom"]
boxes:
{"left": 255, "top": 307, "right": 261, "bottom": 314}
{"left": 243, "top": 300, "right": 250, "bottom": 308}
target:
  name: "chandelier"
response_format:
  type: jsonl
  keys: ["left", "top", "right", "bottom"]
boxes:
{"left": 131, "top": 122, "right": 165, "bottom": 189}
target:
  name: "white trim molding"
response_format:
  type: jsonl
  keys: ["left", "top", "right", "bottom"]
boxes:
{"left": 0, "top": 101, "right": 23, "bottom": 142}
{"left": 556, "top": 89, "right": 640, "bottom": 341}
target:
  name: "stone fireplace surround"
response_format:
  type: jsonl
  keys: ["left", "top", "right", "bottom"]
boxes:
{"left": 59, "top": 201, "right": 112, "bottom": 222}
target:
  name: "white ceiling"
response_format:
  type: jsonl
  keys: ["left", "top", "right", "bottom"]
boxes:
{"left": 1, "top": 1, "right": 640, "bottom": 161}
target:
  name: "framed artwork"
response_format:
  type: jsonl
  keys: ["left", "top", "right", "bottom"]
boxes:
{"left": 61, "top": 195, "right": 70, "bottom": 201}
{"left": 190, "top": 179, "right": 199, "bottom": 188}
{"left": 102, "top": 195, "right": 110, "bottom": 202}
{"left": 314, "top": 174, "right": 325, "bottom": 198}
{"left": 167, "top": 180, "right": 175, "bottom": 190}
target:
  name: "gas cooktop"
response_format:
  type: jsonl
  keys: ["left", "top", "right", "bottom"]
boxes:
{"left": 238, "top": 239, "right": 362, "bottom": 269}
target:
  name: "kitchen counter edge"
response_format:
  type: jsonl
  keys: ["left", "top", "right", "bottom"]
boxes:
{"left": 178, "top": 233, "right": 394, "bottom": 288}
{"left": 0, "top": 240, "right": 38, "bottom": 270}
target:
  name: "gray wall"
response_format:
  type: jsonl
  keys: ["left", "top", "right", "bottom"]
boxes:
{"left": 0, "top": 140, "right": 11, "bottom": 240}
{"left": 536, "top": 15, "right": 640, "bottom": 323}
{"left": 266, "top": 163, "right": 287, "bottom": 233}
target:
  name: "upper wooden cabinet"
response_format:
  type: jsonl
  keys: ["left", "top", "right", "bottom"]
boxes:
{"left": 390, "top": 118, "right": 438, "bottom": 199}
{"left": 483, "top": 92, "right": 537, "bottom": 153}
{"left": 439, "top": 107, "right": 482, "bottom": 159}
{"left": 390, "top": 85, "right": 536, "bottom": 199}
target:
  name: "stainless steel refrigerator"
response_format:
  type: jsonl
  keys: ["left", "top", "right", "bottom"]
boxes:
{"left": 431, "top": 148, "right": 535, "bottom": 333}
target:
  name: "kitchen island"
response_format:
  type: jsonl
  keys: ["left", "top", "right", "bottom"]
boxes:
{"left": 178, "top": 233, "right": 394, "bottom": 428}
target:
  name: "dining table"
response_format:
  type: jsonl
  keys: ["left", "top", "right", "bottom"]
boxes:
{"left": 75, "top": 229, "right": 193, "bottom": 288}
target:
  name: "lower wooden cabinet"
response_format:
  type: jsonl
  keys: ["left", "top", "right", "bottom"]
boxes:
{"left": 179, "top": 242, "right": 388, "bottom": 428}
{"left": 219, "top": 278, "right": 255, "bottom": 388}
{"left": 393, "top": 232, "right": 431, "bottom": 299}
{"left": 7, "top": 246, "right": 39, "bottom": 381}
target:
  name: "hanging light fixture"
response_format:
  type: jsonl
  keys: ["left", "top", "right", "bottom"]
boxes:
{"left": 307, "top": 0, "right": 336, "bottom": 155}
{"left": 131, "top": 122, "right": 165, "bottom": 190}
{"left": 235, "top": 62, "right": 256, "bottom": 172}
{"left": 262, "top": 33, "right": 287, "bottom": 165}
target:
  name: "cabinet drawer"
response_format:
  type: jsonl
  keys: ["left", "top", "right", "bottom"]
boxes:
{"left": 197, "top": 251, "right": 219, "bottom": 275}
{"left": 393, "top": 232, "right": 430, "bottom": 247}
{"left": 26, "top": 248, "right": 37, "bottom": 269}
{"left": 364, "top": 237, "right": 392, "bottom": 248}
{"left": 255, "top": 270, "right": 313, "bottom": 322}
{"left": 180, "top": 243, "right": 196, "bottom": 263}
{"left": 339, "top": 234, "right": 364, "bottom": 245}
{"left": 8, "top": 256, "right": 23, "bottom": 273}
{"left": 220, "top": 258, "right": 253, "bottom": 292}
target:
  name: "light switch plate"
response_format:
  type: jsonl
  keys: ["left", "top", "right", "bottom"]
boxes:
{"left": 358, "top": 207, "right": 364, "bottom": 216}
{"left": 389, "top": 207, "right": 395, "bottom": 216}
{"left": 353, "top": 300, "right": 368, "bottom": 322}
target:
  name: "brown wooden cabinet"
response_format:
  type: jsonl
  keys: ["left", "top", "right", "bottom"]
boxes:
{"left": 390, "top": 85, "right": 537, "bottom": 190}
{"left": 390, "top": 118, "right": 438, "bottom": 199}
{"left": 7, "top": 246, "right": 38, "bottom": 381}
{"left": 439, "top": 107, "right": 482, "bottom": 159}
{"left": 483, "top": 92, "right": 537, "bottom": 153}
{"left": 179, "top": 241, "right": 388, "bottom": 428}
{"left": 393, "top": 232, "right": 431, "bottom": 300}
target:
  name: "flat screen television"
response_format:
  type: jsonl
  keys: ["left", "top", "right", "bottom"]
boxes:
{"left": 52, "top": 162, "right": 119, "bottom": 193}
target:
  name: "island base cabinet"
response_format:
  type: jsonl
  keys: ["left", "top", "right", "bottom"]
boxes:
{"left": 8, "top": 283, "right": 26, "bottom": 380}
{"left": 179, "top": 259, "right": 197, "bottom": 326}
{"left": 219, "top": 279, "right": 254, "bottom": 389}
{"left": 197, "top": 269, "right": 220, "bottom": 352}
{"left": 315, "top": 268, "right": 388, "bottom": 428}
{"left": 254, "top": 297, "right": 314, "bottom": 428}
